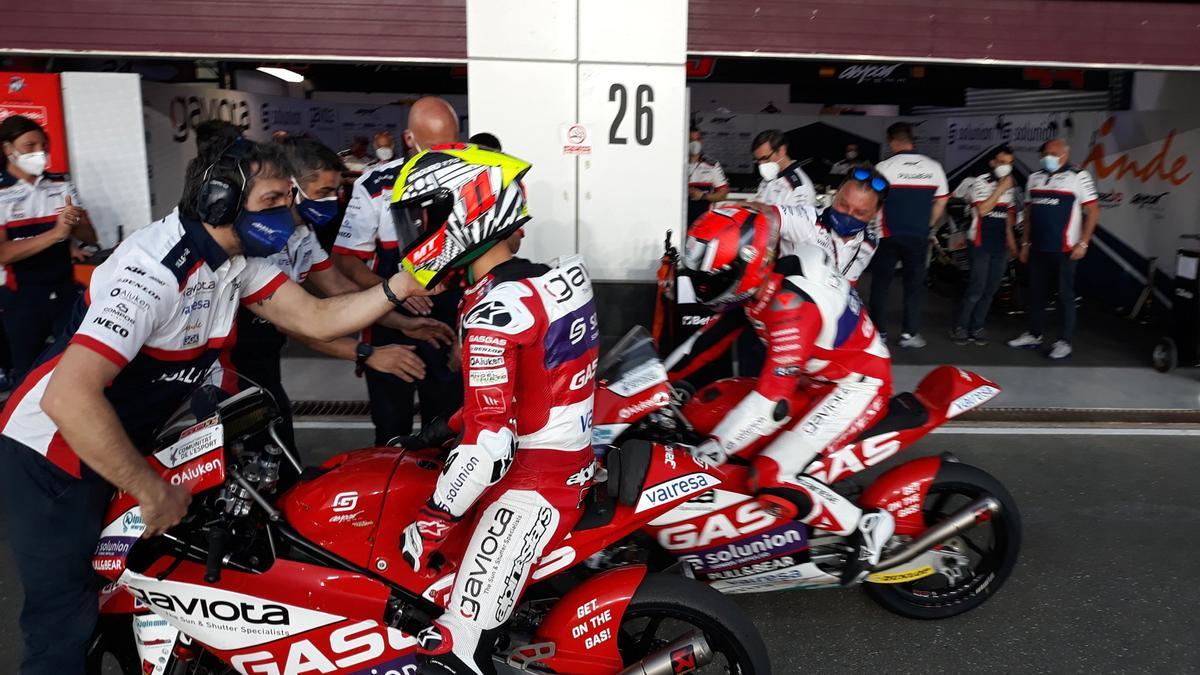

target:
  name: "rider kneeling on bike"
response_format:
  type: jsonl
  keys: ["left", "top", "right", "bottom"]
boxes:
{"left": 392, "top": 145, "right": 600, "bottom": 675}
{"left": 667, "top": 176, "right": 895, "bottom": 585}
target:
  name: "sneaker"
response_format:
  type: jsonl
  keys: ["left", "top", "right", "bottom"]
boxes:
{"left": 969, "top": 329, "right": 989, "bottom": 346}
{"left": 1007, "top": 332, "right": 1043, "bottom": 349}
{"left": 1048, "top": 340, "right": 1073, "bottom": 359}
{"left": 948, "top": 327, "right": 970, "bottom": 345}
{"left": 840, "top": 508, "right": 896, "bottom": 586}
{"left": 897, "top": 333, "right": 926, "bottom": 348}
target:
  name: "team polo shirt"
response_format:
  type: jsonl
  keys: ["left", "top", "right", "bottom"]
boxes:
{"left": 1025, "top": 166, "right": 1098, "bottom": 253}
{"left": 875, "top": 151, "right": 949, "bottom": 239}
{"left": 334, "top": 157, "right": 406, "bottom": 278}
{"left": 0, "top": 172, "right": 80, "bottom": 290}
{"left": 270, "top": 223, "right": 331, "bottom": 283}
{"left": 688, "top": 157, "right": 729, "bottom": 195}
{"left": 0, "top": 210, "right": 287, "bottom": 477}
{"left": 776, "top": 204, "right": 878, "bottom": 283}
{"left": 954, "top": 173, "right": 1017, "bottom": 254}
{"left": 754, "top": 161, "right": 816, "bottom": 207}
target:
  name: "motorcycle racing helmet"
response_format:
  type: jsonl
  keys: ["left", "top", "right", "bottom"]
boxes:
{"left": 391, "top": 143, "right": 532, "bottom": 289}
{"left": 681, "top": 205, "right": 779, "bottom": 312}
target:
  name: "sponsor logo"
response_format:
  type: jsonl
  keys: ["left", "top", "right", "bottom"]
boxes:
{"left": 497, "top": 507, "right": 553, "bottom": 621}
{"left": 183, "top": 280, "right": 216, "bottom": 297}
{"left": 569, "top": 360, "right": 598, "bottom": 391}
{"left": 837, "top": 62, "right": 903, "bottom": 84}
{"left": 156, "top": 424, "right": 222, "bottom": 468}
{"left": 95, "top": 536, "right": 135, "bottom": 556}
{"left": 1132, "top": 192, "right": 1169, "bottom": 207}
{"left": 124, "top": 265, "right": 147, "bottom": 276}
{"left": 468, "top": 334, "right": 508, "bottom": 346}
{"left": 154, "top": 367, "right": 208, "bottom": 385}
{"left": 416, "top": 519, "right": 451, "bottom": 537}
{"left": 774, "top": 366, "right": 801, "bottom": 377}
{"left": 805, "top": 431, "right": 903, "bottom": 484}
{"left": 1083, "top": 115, "right": 1193, "bottom": 187}
{"left": 1097, "top": 191, "right": 1123, "bottom": 208}
{"left": 947, "top": 385, "right": 999, "bottom": 418}
{"left": 543, "top": 263, "right": 590, "bottom": 304}
{"left": 468, "top": 344, "right": 505, "bottom": 357}
{"left": 122, "top": 510, "right": 145, "bottom": 535}
{"left": 109, "top": 286, "right": 153, "bottom": 310}
{"left": 328, "top": 510, "right": 364, "bottom": 524}
{"left": 91, "top": 316, "right": 130, "bottom": 338}
{"left": 867, "top": 565, "right": 936, "bottom": 584}
{"left": 129, "top": 588, "right": 289, "bottom": 625}
{"left": 635, "top": 473, "right": 721, "bottom": 513}
{"left": 182, "top": 333, "right": 200, "bottom": 346}
{"left": 566, "top": 462, "right": 596, "bottom": 487}
{"left": 607, "top": 360, "right": 669, "bottom": 397}
{"left": 681, "top": 315, "right": 711, "bottom": 326}
{"left": 460, "top": 507, "right": 514, "bottom": 620}
{"left": 469, "top": 368, "right": 509, "bottom": 387}
{"left": 118, "top": 278, "right": 163, "bottom": 300}
{"left": 469, "top": 355, "right": 504, "bottom": 368}
{"left": 232, "top": 620, "right": 417, "bottom": 675}
{"left": 169, "top": 458, "right": 222, "bottom": 486}
{"left": 658, "top": 501, "right": 777, "bottom": 550}
{"left": 475, "top": 387, "right": 505, "bottom": 410}
{"left": 442, "top": 455, "right": 480, "bottom": 505}
{"left": 463, "top": 301, "right": 511, "bottom": 328}
{"left": 704, "top": 555, "right": 797, "bottom": 580}
{"left": 618, "top": 390, "right": 670, "bottom": 420}
{"left": 331, "top": 491, "right": 359, "bottom": 513}
{"left": 181, "top": 299, "right": 211, "bottom": 315}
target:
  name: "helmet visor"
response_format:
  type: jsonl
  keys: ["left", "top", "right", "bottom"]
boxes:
{"left": 686, "top": 259, "right": 745, "bottom": 308}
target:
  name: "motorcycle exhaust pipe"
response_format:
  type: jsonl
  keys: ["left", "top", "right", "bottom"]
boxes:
{"left": 617, "top": 631, "right": 712, "bottom": 675}
{"left": 871, "top": 496, "right": 1001, "bottom": 574}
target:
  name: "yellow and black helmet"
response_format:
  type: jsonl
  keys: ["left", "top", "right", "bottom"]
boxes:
{"left": 391, "top": 143, "right": 531, "bottom": 288}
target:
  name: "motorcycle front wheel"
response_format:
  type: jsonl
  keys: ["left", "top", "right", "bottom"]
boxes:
{"left": 864, "top": 461, "right": 1022, "bottom": 620}
{"left": 617, "top": 573, "right": 771, "bottom": 674}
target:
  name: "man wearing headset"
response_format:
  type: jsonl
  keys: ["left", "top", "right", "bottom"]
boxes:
{"left": 0, "top": 140, "right": 436, "bottom": 674}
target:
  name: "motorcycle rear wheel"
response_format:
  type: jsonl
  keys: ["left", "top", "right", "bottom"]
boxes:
{"left": 617, "top": 572, "right": 771, "bottom": 674}
{"left": 864, "top": 462, "right": 1021, "bottom": 620}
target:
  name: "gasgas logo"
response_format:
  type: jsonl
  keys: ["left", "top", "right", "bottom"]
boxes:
{"left": 230, "top": 619, "right": 418, "bottom": 675}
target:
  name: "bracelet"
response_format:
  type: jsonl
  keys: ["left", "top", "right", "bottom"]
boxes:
{"left": 380, "top": 279, "right": 406, "bottom": 310}
{"left": 1021, "top": 242, "right": 1031, "bottom": 248}
{"left": 1078, "top": 242, "right": 1089, "bottom": 249}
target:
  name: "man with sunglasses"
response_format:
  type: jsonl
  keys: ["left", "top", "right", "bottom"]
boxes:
{"left": 773, "top": 167, "right": 889, "bottom": 284}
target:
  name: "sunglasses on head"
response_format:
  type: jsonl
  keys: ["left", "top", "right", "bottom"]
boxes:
{"left": 848, "top": 167, "right": 889, "bottom": 199}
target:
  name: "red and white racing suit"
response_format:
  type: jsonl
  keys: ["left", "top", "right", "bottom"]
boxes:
{"left": 401, "top": 256, "right": 599, "bottom": 673}
{"left": 666, "top": 253, "right": 892, "bottom": 536}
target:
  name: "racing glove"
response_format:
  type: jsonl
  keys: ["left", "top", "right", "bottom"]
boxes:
{"left": 689, "top": 438, "right": 729, "bottom": 466}
{"left": 400, "top": 500, "right": 459, "bottom": 575}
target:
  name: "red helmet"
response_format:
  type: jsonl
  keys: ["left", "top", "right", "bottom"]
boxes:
{"left": 681, "top": 205, "right": 778, "bottom": 311}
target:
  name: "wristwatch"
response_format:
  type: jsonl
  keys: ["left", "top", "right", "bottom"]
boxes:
{"left": 355, "top": 342, "right": 375, "bottom": 377}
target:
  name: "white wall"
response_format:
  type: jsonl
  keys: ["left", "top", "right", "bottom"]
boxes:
{"left": 60, "top": 73, "right": 152, "bottom": 244}
{"left": 1130, "top": 71, "right": 1200, "bottom": 112}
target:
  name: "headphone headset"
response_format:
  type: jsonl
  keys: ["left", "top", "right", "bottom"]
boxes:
{"left": 196, "top": 139, "right": 250, "bottom": 226}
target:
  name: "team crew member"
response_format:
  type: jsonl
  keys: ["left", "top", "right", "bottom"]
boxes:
{"left": 868, "top": 122, "right": 949, "bottom": 348}
{"left": 687, "top": 126, "right": 729, "bottom": 224}
{"left": 228, "top": 138, "right": 454, "bottom": 438}
{"left": 392, "top": 145, "right": 599, "bottom": 675}
{"left": 335, "top": 96, "right": 462, "bottom": 445}
{"left": 373, "top": 131, "right": 397, "bottom": 163}
{"left": 829, "top": 143, "right": 861, "bottom": 177}
{"left": 751, "top": 128, "right": 816, "bottom": 207}
{"left": 666, "top": 207, "right": 894, "bottom": 586}
{"left": 950, "top": 146, "right": 1019, "bottom": 345}
{"left": 771, "top": 167, "right": 889, "bottom": 283}
{"left": 1008, "top": 139, "right": 1098, "bottom": 359}
{"left": 0, "top": 115, "right": 98, "bottom": 377}
{"left": 0, "top": 139, "right": 435, "bottom": 674}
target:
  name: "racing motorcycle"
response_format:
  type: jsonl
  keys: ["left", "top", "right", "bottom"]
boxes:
{"left": 87, "top": 376, "right": 770, "bottom": 674}
{"left": 588, "top": 327, "right": 1021, "bottom": 620}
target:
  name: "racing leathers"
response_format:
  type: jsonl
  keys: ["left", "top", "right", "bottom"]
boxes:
{"left": 666, "top": 248, "right": 893, "bottom": 557}
{"left": 401, "top": 256, "right": 599, "bottom": 674}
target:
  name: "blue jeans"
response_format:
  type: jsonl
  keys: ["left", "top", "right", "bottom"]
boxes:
{"left": 957, "top": 245, "right": 1009, "bottom": 332}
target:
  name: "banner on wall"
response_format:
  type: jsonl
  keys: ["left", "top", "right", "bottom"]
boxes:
{"left": 0, "top": 72, "right": 70, "bottom": 173}
{"left": 142, "top": 82, "right": 407, "bottom": 218}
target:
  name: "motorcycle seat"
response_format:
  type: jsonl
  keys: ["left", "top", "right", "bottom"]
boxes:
{"left": 851, "top": 392, "right": 929, "bottom": 442}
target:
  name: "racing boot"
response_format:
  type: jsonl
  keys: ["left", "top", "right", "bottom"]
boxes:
{"left": 839, "top": 507, "right": 895, "bottom": 586}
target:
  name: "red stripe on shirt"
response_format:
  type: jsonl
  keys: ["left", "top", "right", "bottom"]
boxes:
{"left": 178, "top": 259, "right": 204, "bottom": 290}
{"left": 379, "top": 240, "right": 399, "bottom": 250}
{"left": 0, "top": 355, "right": 62, "bottom": 432}
{"left": 332, "top": 245, "right": 373, "bottom": 260}
{"left": 46, "top": 431, "right": 81, "bottom": 479}
{"left": 141, "top": 335, "right": 231, "bottom": 362}
{"left": 310, "top": 258, "right": 333, "bottom": 273}
{"left": 71, "top": 334, "right": 130, "bottom": 368}
{"left": 1, "top": 214, "right": 56, "bottom": 229}
{"left": 240, "top": 272, "right": 288, "bottom": 306}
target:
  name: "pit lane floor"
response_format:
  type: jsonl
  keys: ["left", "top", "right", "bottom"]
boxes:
{"left": 2, "top": 426, "right": 1197, "bottom": 673}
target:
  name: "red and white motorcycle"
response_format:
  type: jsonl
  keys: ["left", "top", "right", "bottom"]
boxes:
{"left": 588, "top": 327, "right": 1021, "bottom": 620}
{"left": 87, "top": 376, "right": 770, "bottom": 674}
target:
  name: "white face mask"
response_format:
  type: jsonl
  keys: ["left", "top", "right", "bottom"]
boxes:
{"left": 758, "top": 161, "right": 780, "bottom": 181}
{"left": 993, "top": 163, "right": 1013, "bottom": 179}
{"left": 688, "top": 140, "right": 702, "bottom": 156}
{"left": 11, "top": 150, "right": 47, "bottom": 177}
{"left": 375, "top": 146, "right": 394, "bottom": 162}
{"left": 845, "top": 151, "right": 858, "bottom": 160}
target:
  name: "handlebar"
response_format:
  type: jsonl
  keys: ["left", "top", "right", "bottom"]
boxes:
{"left": 204, "top": 524, "right": 230, "bottom": 583}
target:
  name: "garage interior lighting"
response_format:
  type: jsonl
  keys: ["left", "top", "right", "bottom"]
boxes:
{"left": 257, "top": 66, "right": 304, "bottom": 83}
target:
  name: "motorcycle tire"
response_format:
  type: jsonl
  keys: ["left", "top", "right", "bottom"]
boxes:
{"left": 864, "top": 461, "right": 1021, "bottom": 620}
{"left": 85, "top": 615, "right": 141, "bottom": 675}
{"left": 618, "top": 572, "right": 772, "bottom": 674}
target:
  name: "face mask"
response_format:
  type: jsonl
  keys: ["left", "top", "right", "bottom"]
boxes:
{"left": 845, "top": 151, "right": 858, "bottom": 160}
{"left": 11, "top": 151, "right": 47, "bottom": 177}
{"left": 689, "top": 141, "right": 703, "bottom": 156}
{"left": 1040, "top": 155, "right": 1061, "bottom": 172}
{"left": 298, "top": 194, "right": 339, "bottom": 226}
{"left": 757, "top": 161, "right": 780, "bottom": 181}
{"left": 235, "top": 206, "right": 296, "bottom": 257}
{"left": 820, "top": 207, "right": 871, "bottom": 238}
{"left": 375, "top": 146, "right": 394, "bottom": 162}
{"left": 993, "top": 163, "right": 1013, "bottom": 179}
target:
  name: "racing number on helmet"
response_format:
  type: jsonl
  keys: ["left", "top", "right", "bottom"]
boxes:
{"left": 460, "top": 170, "right": 496, "bottom": 224}
{"left": 608, "top": 84, "right": 654, "bottom": 146}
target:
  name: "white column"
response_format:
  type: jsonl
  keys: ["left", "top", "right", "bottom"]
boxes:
{"left": 467, "top": 0, "right": 687, "bottom": 281}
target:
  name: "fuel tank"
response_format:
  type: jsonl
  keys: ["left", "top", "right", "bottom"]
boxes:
{"left": 279, "top": 447, "right": 443, "bottom": 571}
